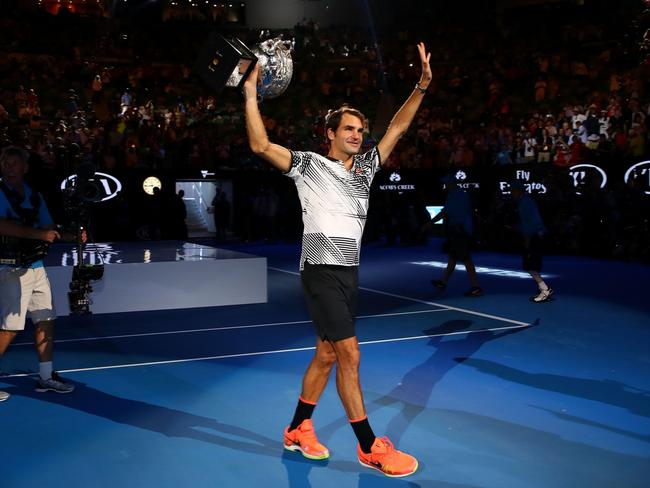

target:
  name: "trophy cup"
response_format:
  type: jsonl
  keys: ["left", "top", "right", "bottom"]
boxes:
{"left": 248, "top": 37, "right": 294, "bottom": 100}
{"left": 196, "top": 33, "right": 294, "bottom": 100}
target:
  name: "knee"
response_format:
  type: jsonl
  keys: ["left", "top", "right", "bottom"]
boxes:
{"left": 315, "top": 348, "right": 337, "bottom": 370}
{"left": 337, "top": 343, "right": 361, "bottom": 370}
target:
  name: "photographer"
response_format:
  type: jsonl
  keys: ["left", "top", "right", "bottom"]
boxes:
{"left": 0, "top": 146, "right": 85, "bottom": 402}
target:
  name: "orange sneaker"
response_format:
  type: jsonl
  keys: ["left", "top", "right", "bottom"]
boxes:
{"left": 357, "top": 437, "right": 418, "bottom": 477}
{"left": 284, "top": 419, "right": 330, "bottom": 460}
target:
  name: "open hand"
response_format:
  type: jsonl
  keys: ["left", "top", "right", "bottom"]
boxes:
{"left": 416, "top": 42, "right": 432, "bottom": 88}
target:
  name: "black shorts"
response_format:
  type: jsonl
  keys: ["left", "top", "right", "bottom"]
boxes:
{"left": 522, "top": 235, "right": 544, "bottom": 271}
{"left": 301, "top": 262, "right": 359, "bottom": 342}
{"left": 446, "top": 226, "right": 472, "bottom": 261}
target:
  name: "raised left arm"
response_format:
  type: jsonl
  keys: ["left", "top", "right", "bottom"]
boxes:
{"left": 377, "top": 42, "right": 432, "bottom": 164}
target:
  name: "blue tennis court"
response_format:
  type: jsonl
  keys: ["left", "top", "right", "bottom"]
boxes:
{"left": 1, "top": 240, "right": 649, "bottom": 488}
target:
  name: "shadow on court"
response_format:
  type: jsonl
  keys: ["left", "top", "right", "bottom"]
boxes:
{"left": 317, "top": 320, "right": 527, "bottom": 446}
{"left": 532, "top": 405, "right": 650, "bottom": 443}
{"left": 457, "top": 358, "right": 650, "bottom": 418}
{"left": 1, "top": 377, "right": 282, "bottom": 454}
{"left": 1, "top": 377, "right": 375, "bottom": 487}
{"left": 373, "top": 320, "right": 526, "bottom": 445}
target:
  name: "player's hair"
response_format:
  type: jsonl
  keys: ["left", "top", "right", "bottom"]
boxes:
{"left": 324, "top": 105, "right": 367, "bottom": 140}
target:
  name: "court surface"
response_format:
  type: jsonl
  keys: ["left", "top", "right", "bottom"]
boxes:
{"left": 1, "top": 239, "right": 649, "bottom": 488}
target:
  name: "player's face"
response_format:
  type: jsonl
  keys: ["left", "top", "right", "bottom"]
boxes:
{"left": 329, "top": 113, "right": 364, "bottom": 156}
{"left": 0, "top": 155, "right": 28, "bottom": 185}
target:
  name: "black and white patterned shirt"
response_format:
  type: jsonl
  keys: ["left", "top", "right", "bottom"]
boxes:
{"left": 287, "top": 147, "right": 381, "bottom": 269}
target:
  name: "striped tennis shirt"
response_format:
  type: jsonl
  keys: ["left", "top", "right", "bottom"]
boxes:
{"left": 286, "top": 147, "right": 381, "bottom": 270}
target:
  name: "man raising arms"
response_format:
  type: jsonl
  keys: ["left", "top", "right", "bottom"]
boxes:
{"left": 244, "top": 43, "right": 431, "bottom": 477}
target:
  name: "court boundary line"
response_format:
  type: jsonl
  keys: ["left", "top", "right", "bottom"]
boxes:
{"left": 269, "top": 266, "right": 530, "bottom": 327}
{"left": 2, "top": 323, "right": 529, "bottom": 377}
{"left": 11, "top": 308, "right": 450, "bottom": 346}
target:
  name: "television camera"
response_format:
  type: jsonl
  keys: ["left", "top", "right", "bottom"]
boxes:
{"left": 62, "top": 162, "right": 104, "bottom": 314}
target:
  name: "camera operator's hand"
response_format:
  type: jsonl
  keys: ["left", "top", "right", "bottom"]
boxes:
{"left": 56, "top": 228, "right": 87, "bottom": 243}
{"left": 37, "top": 229, "right": 61, "bottom": 243}
{"left": 0, "top": 219, "right": 55, "bottom": 241}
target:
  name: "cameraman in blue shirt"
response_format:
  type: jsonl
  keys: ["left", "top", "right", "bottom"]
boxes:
{"left": 0, "top": 146, "right": 84, "bottom": 402}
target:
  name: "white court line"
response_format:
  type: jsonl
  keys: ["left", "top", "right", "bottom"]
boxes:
{"left": 3, "top": 267, "right": 532, "bottom": 377}
{"left": 269, "top": 266, "right": 530, "bottom": 327}
{"left": 11, "top": 308, "right": 450, "bottom": 346}
{"left": 13, "top": 267, "right": 528, "bottom": 346}
{"left": 2, "top": 323, "right": 529, "bottom": 378}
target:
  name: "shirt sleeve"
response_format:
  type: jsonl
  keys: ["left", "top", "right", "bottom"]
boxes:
{"left": 363, "top": 146, "right": 380, "bottom": 169}
{"left": 357, "top": 146, "right": 381, "bottom": 179}
{"left": 286, "top": 150, "right": 313, "bottom": 179}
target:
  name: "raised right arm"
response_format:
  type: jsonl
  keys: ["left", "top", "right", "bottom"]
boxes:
{"left": 243, "top": 64, "right": 292, "bottom": 172}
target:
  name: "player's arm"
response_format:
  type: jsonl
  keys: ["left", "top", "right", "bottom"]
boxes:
{"left": 243, "top": 64, "right": 292, "bottom": 172}
{"left": 378, "top": 42, "right": 432, "bottom": 165}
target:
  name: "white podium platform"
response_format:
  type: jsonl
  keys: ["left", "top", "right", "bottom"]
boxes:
{"left": 44, "top": 242, "right": 267, "bottom": 316}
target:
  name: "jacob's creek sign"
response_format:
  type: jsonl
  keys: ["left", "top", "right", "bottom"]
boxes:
{"left": 378, "top": 172, "right": 416, "bottom": 191}
{"left": 453, "top": 169, "right": 480, "bottom": 189}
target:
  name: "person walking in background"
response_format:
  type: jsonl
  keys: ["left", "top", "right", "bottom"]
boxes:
{"left": 510, "top": 181, "right": 554, "bottom": 302}
{"left": 424, "top": 174, "right": 483, "bottom": 297}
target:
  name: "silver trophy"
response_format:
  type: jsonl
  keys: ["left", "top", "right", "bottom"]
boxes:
{"left": 226, "top": 37, "right": 294, "bottom": 100}
{"left": 198, "top": 33, "right": 294, "bottom": 100}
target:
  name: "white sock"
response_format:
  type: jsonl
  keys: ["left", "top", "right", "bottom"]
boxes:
{"left": 39, "top": 361, "right": 53, "bottom": 381}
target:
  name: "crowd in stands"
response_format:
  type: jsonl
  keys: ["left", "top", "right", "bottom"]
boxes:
{"left": 0, "top": 2, "right": 649, "bottom": 260}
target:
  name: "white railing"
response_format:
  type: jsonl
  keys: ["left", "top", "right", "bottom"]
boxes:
{"left": 187, "top": 182, "right": 215, "bottom": 232}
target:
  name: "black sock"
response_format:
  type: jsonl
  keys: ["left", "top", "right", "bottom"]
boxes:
{"left": 350, "top": 417, "right": 376, "bottom": 453}
{"left": 289, "top": 397, "right": 316, "bottom": 431}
